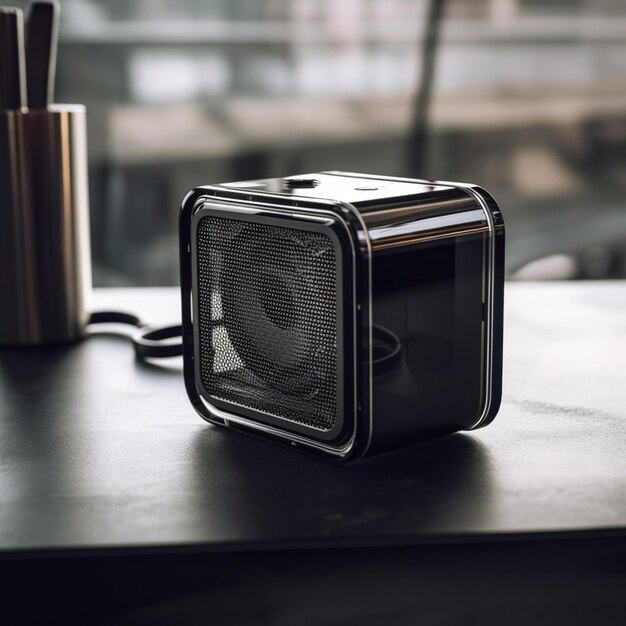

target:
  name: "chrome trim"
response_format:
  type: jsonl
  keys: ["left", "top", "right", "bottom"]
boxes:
{"left": 366, "top": 208, "right": 489, "bottom": 250}
{"left": 436, "top": 181, "right": 496, "bottom": 430}
{"left": 333, "top": 200, "right": 374, "bottom": 461}
{"left": 198, "top": 395, "right": 356, "bottom": 457}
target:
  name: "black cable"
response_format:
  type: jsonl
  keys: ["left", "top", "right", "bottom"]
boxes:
{"left": 133, "top": 324, "right": 183, "bottom": 359}
{"left": 87, "top": 311, "right": 182, "bottom": 359}
{"left": 88, "top": 311, "right": 142, "bottom": 327}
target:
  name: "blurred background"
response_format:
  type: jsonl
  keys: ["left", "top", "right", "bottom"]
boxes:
{"left": 11, "top": 0, "right": 626, "bottom": 285}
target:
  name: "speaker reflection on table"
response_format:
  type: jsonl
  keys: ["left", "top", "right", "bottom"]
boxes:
{"left": 180, "top": 172, "right": 505, "bottom": 461}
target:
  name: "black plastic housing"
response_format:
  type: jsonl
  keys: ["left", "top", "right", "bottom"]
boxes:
{"left": 180, "top": 171, "right": 505, "bottom": 461}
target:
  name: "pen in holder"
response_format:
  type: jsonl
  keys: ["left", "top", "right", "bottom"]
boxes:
{"left": 1, "top": 2, "right": 92, "bottom": 346}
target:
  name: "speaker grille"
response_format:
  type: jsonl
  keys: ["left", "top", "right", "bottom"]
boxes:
{"left": 196, "top": 215, "right": 340, "bottom": 431}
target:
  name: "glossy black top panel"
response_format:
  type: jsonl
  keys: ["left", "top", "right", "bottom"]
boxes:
{"left": 215, "top": 171, "right": 490, "bottom": 256}
{"left": 218, "top": 171, "right": 470, "bottom": 214}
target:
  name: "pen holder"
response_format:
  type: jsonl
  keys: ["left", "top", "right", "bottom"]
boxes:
{"left": 0, "top": 104, "right": 92, "bottom": 345}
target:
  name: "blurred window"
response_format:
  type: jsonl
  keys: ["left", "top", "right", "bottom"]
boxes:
{"left": 11, "top": 0, "right": 626, "bottom": 284}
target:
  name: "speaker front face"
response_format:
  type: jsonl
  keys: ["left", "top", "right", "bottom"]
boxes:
{"left": 189, "top": 202, "right": 359, "bottom": 455}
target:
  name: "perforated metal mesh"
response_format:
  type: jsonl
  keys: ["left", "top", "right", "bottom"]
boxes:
{"left": 195, "top": 215, "right": 340, "bottom": 431}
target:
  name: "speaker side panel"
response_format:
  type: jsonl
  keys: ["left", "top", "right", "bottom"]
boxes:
{"left": 365, "top": 189, "right": 496, "bottom": 454}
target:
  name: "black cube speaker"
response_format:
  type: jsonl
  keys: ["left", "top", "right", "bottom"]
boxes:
{"left": 180, "top": 172, "right": 505, "bottom": 461}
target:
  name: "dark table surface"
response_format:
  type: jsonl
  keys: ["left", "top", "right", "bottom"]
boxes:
{"left": 1, "top": 282, "right": 625, "bottom": 556}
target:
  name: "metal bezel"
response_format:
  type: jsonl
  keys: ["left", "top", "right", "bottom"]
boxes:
{"left": 181, "top": 191, "right": 371, "bottom": 460}
{"left": 191, "top": 204, "right": 349, "bottom": 442}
